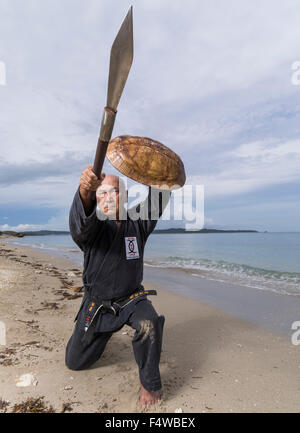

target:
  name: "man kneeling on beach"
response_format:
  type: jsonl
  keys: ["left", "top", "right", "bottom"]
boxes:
{"left": 65, "top": 166, "right": 171, "bottom": 407}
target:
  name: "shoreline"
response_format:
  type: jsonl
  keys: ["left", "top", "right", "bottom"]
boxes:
{"left": 143, "top": 266, "right": 300, "bottom": 339}
{"left": 3, "top": 239, "right": 299, "bottom": 338}
{"left": 0, "top": 242, "right": 299, "bottom": 412}
{"left": 4, "top": 235, "right": 300, "bottom": 298}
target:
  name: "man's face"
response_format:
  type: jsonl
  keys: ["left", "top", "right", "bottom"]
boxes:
{"left": 96, "top": 175, "right": 126, "bottom": 220}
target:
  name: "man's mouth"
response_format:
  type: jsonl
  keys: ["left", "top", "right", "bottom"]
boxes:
{"left": 104, "top": 204, "right": 115, "bottom": 212}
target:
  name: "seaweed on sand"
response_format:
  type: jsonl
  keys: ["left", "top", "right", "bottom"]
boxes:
{"left": 0, "top": 399, "right": 10, "bottom": 412}
{"left": 12, "top": 396, "right": 55, "bottom": 413}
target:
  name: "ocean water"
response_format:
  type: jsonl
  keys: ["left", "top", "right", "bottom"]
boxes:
{"left": 5, "top": 232, "right": 300, "bottom": 297}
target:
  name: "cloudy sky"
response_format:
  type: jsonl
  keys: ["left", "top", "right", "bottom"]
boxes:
{"left": 1, "top": 0, "right": 300, "bottom": 232}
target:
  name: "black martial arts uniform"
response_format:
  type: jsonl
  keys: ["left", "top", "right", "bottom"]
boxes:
{"left": 65, "top": 186, "right": 171, "bottom": 392}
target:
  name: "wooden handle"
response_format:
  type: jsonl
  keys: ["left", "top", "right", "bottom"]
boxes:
{"left": 84, "top": 139, "right": 107, "bottom": 203}
{"left": 85, "top": 107, "right": 116, "bottom": 203}
{"left": 92, "top": 138, "right": 109, "bottom": 178}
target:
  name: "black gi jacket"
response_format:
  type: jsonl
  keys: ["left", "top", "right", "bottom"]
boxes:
{"left": 69, "top": 186, "right": 171, "bottom": 303}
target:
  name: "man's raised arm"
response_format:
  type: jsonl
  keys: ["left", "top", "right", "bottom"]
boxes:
{"left": 132, "top": 186, "right": 172, "bottom": 238}
{"left": 69, "top": 166, "right": 104, "bottom": 251}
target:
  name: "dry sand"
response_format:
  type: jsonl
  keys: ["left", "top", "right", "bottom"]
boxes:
{"left": 0, "top": 241, "right": 299, "bottom": 413}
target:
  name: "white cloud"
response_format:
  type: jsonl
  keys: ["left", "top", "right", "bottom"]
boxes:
{"left": 1, "top": 0, "right": 300, "bottom": 165}
{"left": 0, "top": 210, "right": 70, "bottom": 232}
{"left": 187, "top": 137, "right": 300, "bottom": 198}
{"left": 0, "top": 223, "right": 42, "bottom": 231}
{"left": 1, "top": 0, "right": 300, "bottom": 230}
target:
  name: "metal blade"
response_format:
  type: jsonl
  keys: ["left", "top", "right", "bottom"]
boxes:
{"left": 107, "top": 6, "right": 134, "bottom": 111}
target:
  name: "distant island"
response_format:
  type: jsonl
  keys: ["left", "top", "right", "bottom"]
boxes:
{"left": 0, "top": 228, "right": 259, "bottom": 238}
{"left": 0, "top": 230, "right": 70, "bottom": 238}
{"left": 153, "top": 228, "right": 259, "bottom": 234}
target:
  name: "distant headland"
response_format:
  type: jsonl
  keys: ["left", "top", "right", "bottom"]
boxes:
{"left": 0, "top": 230, "right": 70, "bottom": 238}
{"left": 0, "top": 228, "right": 260, "bottom": 238}
{"left": 153, "top": 228, "right": 259, "bottom": 234}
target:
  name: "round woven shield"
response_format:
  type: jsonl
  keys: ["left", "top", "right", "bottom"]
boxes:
{"left": 106, "top": 135, "right": 186, "bottom": 190}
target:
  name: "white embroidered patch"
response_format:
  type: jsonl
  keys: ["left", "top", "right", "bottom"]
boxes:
{"left": 125, "top": 236, "right": 140, "bottom": 260}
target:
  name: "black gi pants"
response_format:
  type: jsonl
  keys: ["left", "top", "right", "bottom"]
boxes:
{"left": 65, "top": 297, "right": 165, "bottom": 392}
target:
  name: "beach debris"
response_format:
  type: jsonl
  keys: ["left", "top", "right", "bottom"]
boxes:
{"left": 15, "top": 319, "right": 39, "bottom": 330}
{"left": 56, "top": 290, "right": 82, "bottom": 300}
{"left": 51, "top": 269, "right": 62, "bottom": 276}
{"left": 60, "top": 281, "right": 83, "bottom": 292}
{"left": 0, "top": 347, "right": 16, "bottom": 357}
{"left": 21, "top": 341, "right": 52, "bottom": 352}
{"left": 0, "top": 399, "right": 10, "bottom": 412}
{"left": 24, "top": 308, "right": 39, "bottom": 315}
{"left": 24, "top": 341, "right": 40, "bottom": 347}
{"left": 36, "top": 301, "right": 60, "bottom": 311}
{"left": 0, "top": 347, "right": 18, "bottom": 366}
{"left": 12, "top": 396, "right": 55, "bottom": 413}
{"left": 174, "top": 408, "right": 183, "bottom": 413}
{"left": 15, "top": 373, "right": 36, "bottom": 387}
{"left": 63, "top": 385, "right": 73, "bottom": 391}
{"left": 72, "top": 285, "right": 84, "bottom": 291}
{"left": 60, "top": 279, "right": 75, "bottom": 289}
{"left": 122, "top": 331, "right": 128, "bottom": 335}
{"left": 67, "top": 271, "right": 76, "bottom": 278}
{"left": 61, "top": 402, "right": 73, "bottom": 413}
{"left": 42, "top": 301, "right": 60, "bottom": 309}
{"left": 25, "top": 354, "right": 39, "bottom": 359}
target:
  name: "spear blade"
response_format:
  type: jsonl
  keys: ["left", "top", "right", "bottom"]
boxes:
{"left": 107, "top": 5, "right": 134, "bottom": 111}
{"left": 92, "top": 6, "right": 134, "bottom": 179}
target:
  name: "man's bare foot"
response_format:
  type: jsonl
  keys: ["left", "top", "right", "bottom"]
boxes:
{"left": 140, "top": 384, "right": 161, "bottom": 408}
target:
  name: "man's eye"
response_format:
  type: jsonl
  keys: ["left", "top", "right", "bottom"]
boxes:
{"left": 98, "top": 189, "right": 118, "bottom": 197}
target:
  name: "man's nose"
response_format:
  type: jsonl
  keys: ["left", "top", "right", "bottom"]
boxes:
{"left": 105, "top": 194, "right": 115, "bottom": 202}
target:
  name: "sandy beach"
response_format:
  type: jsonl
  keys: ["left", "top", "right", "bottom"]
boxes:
{"left": 0, "top": 240, "right": 299, "bottom": 413}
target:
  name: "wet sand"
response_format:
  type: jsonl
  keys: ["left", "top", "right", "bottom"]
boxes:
{"left": 144, "top": 266, "right": 300, "bottom": 338}
{"left": 0, "top": 241, "right": 299, "bottom": 413}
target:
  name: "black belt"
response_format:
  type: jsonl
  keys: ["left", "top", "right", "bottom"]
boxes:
{"left": 99, "top": 289, "right": 157, "bottom": 315}
{"left": 81, "top": 287, "right": 157, "bottom": 346}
